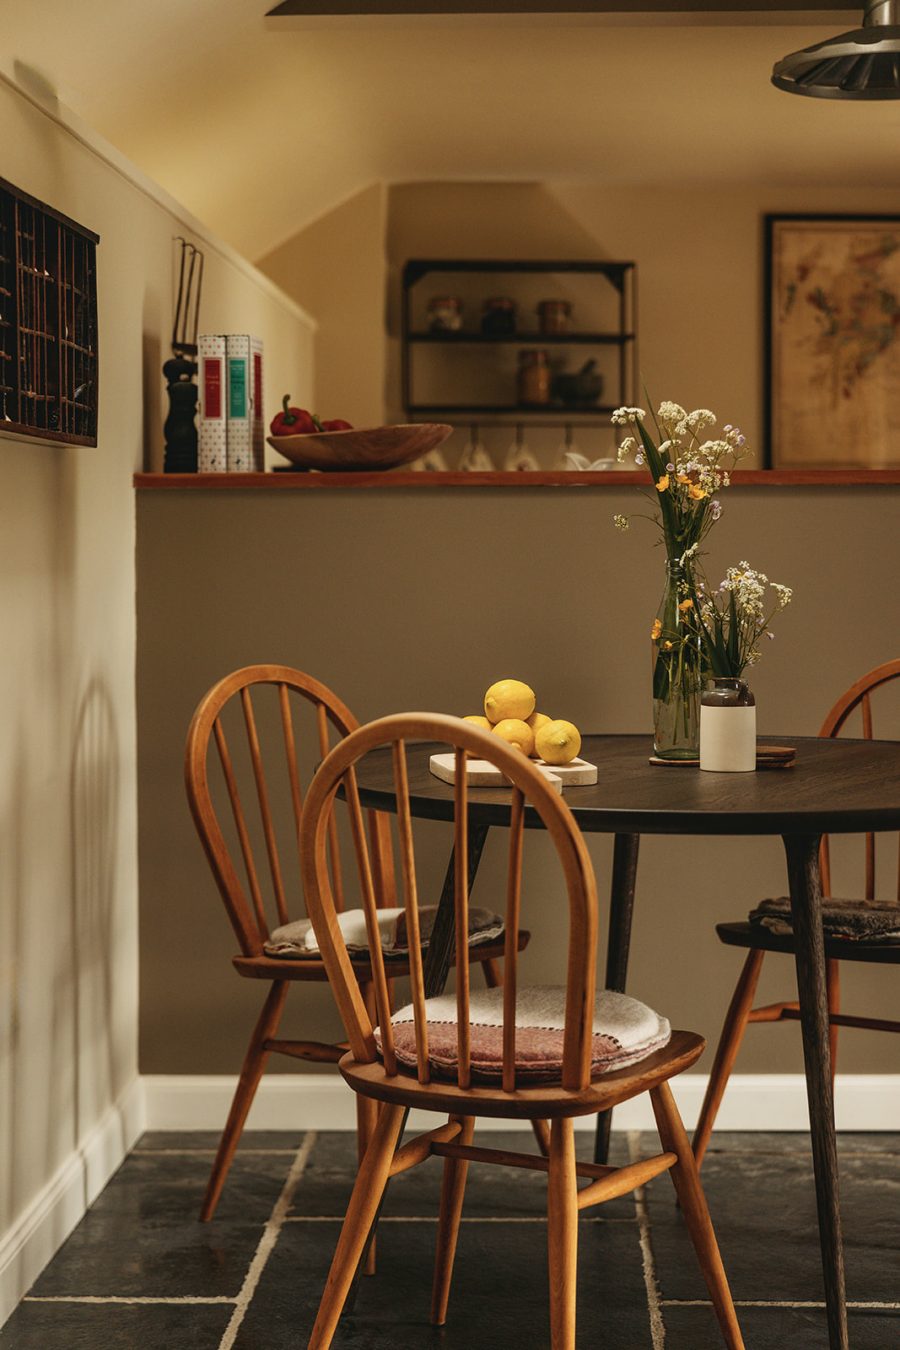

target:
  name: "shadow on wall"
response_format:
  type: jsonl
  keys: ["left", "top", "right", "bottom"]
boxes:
{"left": 70, "top": 677, "right": 122, "bottom": 1147}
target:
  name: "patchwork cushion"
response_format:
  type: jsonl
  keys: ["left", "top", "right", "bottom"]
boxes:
{"left": 375, "top": 985, "right": 671, "bottom": 1083}
{"left": 750, "top": 896, "right": 900, "bottom": 943}
{"left": 263, "top": 905, "right": 504, "bottom": 960}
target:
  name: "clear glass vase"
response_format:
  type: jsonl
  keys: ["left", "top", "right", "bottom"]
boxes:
{"left": 652, "top": 561, "right": 702, "bottom": 760}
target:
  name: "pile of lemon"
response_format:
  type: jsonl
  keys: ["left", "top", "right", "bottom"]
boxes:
{"left": 463, "top": 680, "right": 582, "bottom": 766}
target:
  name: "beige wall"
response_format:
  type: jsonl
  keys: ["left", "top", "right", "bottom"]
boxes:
{"left": 136, "top": 484, "right": 899, "bottom": 1079}
{"left": 0, "top": 67, "right": 312, "bottom": 1300}
{"left": 259, "top": 183, "right": 386, "bottom": 430}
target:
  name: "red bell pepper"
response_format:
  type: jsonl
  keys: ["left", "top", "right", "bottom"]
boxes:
{"left": 270, "top": 395, "right": 316, "bottom": 437}
{"left": 317, "top": 417, "right": 354, "bottom": 432}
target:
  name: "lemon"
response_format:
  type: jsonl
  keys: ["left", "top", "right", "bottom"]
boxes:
{"left": 484, "top": 679, "right": 535, "bottom": 724}
{"left": 525, "top": 711, "right": 553, "bottom": 752}
{"left": 463, "top": 715, "right": 493, "bottom": 731}
{"left": 491, "top": 718, "right": 535, "bottom": 757}
{"left": 535, "top": 719, "right": 582, "bottom": 765}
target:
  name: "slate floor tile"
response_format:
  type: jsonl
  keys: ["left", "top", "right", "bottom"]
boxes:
{"left": 234, "top": 1211, "right": 650, "bottom": 1350}
{"left": 665, "top": 1304, "right": 900, "bottom": 1349}
{"left": 0, "top": 1299, "right": 232, "bottom": 1349}
{"left": 645, "top": 1143, "right": 900, "bottom": 1304}
{"left": 28, "top": 1152, "right": 289, "bottom": 1299}
{"left": 136, "top": 1130, "right": 303, "bottom": 1153}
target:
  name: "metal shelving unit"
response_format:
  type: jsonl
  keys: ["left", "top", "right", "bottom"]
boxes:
{"left": 401, "top": 258, "right": 637, "bottom": 426}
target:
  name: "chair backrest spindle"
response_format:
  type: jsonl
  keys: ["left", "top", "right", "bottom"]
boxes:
{"left": 213, "top": 715, "right": 270, "bottom": 940}
{"left": 393, "top": 738, "right": 430, "bottom": 1083}
{"left": 502, "top": 787, "right": 525, "bottom": 1093}
{"left": 241, "top": 686, "right": 290, "bottom": 927}
{"left": 454, "top": 749, "right": 471, "bottom": 1090}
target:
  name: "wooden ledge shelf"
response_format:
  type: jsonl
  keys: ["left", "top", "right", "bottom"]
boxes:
{"left": 134, "top": 469, "right": 900, "bottom": 490}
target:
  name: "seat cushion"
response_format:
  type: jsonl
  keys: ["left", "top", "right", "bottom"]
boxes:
{"left": 376, "top": 985, "right": 671, "bottom": 1083}
{"left": 263, "top": 905, "right": 504, "bottom": 960}
{"left": 750, "top": 896, "right": 900, "bottom": 943}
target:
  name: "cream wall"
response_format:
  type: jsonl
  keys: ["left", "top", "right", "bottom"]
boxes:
{"left": 0, "top": 67, "right": 313, "bottom": 1320}
{"left": 259, "top": 183, "right": 386, "bottom": 429}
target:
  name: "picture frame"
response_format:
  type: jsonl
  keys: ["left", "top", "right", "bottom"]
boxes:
{"left": 764, "top": 213, "right": 900, "bottom": 469}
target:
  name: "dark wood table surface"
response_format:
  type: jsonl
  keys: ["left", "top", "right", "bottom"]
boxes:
{"left": 350, "top": 733, "right": 900, "bottom": 1350}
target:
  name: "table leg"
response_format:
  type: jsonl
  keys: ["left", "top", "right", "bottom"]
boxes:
{"left": 342, "top": 822, "right": 491, "bottom": 1314}
{"left": 783, "top": 833, "right": 847, "bottom": 1350}
{"left": 594, "top": 833, "right": 641, "bottom": 1165}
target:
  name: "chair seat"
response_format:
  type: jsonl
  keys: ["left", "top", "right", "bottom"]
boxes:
{"left": 232, "top": 929, "right": 530, "bottom": 980}
{"left": 263, "top": 904, "right": 504, "bottom": 960}
{"left": 340, "top": 1029, "right": 704, "bottom": 1120}
{"left": 376, "top": 984, "right": 671, "bottom": 1084}
{"left": 716, "top": 920, "right": 900, "bottom": 965}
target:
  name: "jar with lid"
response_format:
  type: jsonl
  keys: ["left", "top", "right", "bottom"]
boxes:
{"left": 517, "top": 349, "right": 551, "bottom": 406}
{"left": 537, "top": 299, "right": 572, "bottom": 335}
{"left": 427, "top": 296, "right": 463, "bottom": 333}
{"left": 481, "top": 297, "right": 517, "bottom": 335}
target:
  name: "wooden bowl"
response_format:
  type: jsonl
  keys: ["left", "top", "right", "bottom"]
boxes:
{"left": 267, "top": 422, "right": 453, "bottom": 472}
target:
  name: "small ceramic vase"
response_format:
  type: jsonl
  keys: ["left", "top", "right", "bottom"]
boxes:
{"left": 700, "top": 677, "right": 757, "bottom": 773}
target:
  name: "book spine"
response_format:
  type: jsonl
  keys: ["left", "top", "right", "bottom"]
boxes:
{"left": 197, "top": 334, "right": 227, "bottom": 473}
{"left": 225, "top": 335, "right": 253, "bottom": 472}
{"left": 251, "top": 336, "right": 264, "bottom": 471}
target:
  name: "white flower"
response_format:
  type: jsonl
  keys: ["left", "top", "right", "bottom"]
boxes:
{"left": 677, "top": 542, "right": 699, "bottom": 566}
{"left": 616, "top": 436, "right": 636, "bottom": 462}
{"left": 611, "top": 406, "right": 646, "bottom": 426}
{"left": 710, "top": 499, "right": 722, "bottom": 521}
{"left": 613, "top": 513, "right": 630, "bottom": 531}
{"left": 657, "top": 401, "right": 687, "bottom": 425}
{"left": 772, "top": 583, "right": 793, "bottom": 608}
{"left": 687, "top": 409, "right": 717, "bottom": 431}
{"left": 634, "top": 451, "right": 645, "bottom": 466}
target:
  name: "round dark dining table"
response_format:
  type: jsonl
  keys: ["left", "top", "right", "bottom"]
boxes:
{"left": 350, "top": 732, "right": 900, "bottom": 1350}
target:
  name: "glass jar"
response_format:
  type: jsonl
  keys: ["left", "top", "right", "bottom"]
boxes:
{"left": 537, "top": 299, "right": 572, "bottom": 335}
{"left": 481, "top": 297, "right": 517, "bottom": 335}
{"left": 517, "top": 349, "right": 551, "bottom": 406}
{"left": 427, "top": 296, "right": 462, "bottom": 333}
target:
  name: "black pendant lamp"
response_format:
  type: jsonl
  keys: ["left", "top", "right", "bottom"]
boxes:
{"left": 773, "top": 0, "right": 900, "bottom": 98}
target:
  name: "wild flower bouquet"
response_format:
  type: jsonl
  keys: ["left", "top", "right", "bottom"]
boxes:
{"left": 611, "top": 401, "right": 751, "bottom": 758}
{"left": 697, "top": 563, "right": 793, "bottom": 679}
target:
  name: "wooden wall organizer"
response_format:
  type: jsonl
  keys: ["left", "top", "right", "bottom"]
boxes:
{"left": 0, "top": 177, "right": 99, "bottom": 447}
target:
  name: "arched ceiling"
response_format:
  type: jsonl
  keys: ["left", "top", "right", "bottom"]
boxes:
{"left": 6, "top": 4, "right": 897, "bottom": 259}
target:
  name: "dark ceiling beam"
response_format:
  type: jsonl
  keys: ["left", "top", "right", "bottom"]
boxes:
{"left": 267, "top": 1, "right": 853, "bottom": 14}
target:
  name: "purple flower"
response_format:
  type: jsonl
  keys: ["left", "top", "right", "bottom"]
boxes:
{"left": 766, "top": 631, "right": 775, "bottom": 640}
{"left": 666, "top": 461, "right": 675, "bottom": 472}
{"left": 710, "top": 499, "right": 722, "bottom": 520}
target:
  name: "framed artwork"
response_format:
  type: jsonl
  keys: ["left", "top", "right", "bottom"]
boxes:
{"left": 765, "top": 214, "right": 900, "bottom": 469}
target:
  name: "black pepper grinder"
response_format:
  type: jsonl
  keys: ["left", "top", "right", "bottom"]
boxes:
{"left": 163, "top": 238, "right": 204, "bottom": 472}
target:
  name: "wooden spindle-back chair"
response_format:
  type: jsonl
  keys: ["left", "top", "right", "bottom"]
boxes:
{"left": 300, "top": 712, "right": 743, "bottom": 1350}
{"left": 694, "top": 659, "right": 900, "bottom": 1168}
{"left": 184, "top": 666, "right": 520, "bottom": 1224}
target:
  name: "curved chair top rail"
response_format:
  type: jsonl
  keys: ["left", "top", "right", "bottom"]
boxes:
{"left": 300, "top": 711, "right": 600, "bottom": 1095}
{"left": 818, "top": 658, "right": 900, "bottom": 901}
{"left": 819, "top": 658, "right": 900, "bottom": 739}
{"left": 184, "top": 664, "right": 391, "bottom": 957}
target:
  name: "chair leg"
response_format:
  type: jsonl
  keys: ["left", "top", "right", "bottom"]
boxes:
{"left": 826, "top": 958, "right": 841, "bottom": 1087}
{"left": 651, "top": 1082, "right": 744, "bottom": 1350}
{"left": 481, "top": 957, "right": 502, "bottom": 988}
{"left": 200, "top": 979, "right": 288, "bottom": 1222}
{"left": 431, "top": 1114, "right": 476, "bottom": 1325}
{"left": 547, "top": 1117, "right": 578, "bottom": 1350}
{"left": 692, "top": 949, "right": 765, "bottom": 1170}
{"left": 308, "top": 1102, "right": 406, "bottom": 1350}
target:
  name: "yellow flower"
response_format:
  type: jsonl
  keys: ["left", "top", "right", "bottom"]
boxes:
{"left": 689, "top": 484, "right": 708, "bottom": 501}
{"left": 676, "top": 473, "right": 691, "bottom": 484}
{"left": 655, "top": 474, "right": 670, "bottom": 492}
{"left": 650, "top": 618, "right": 662, "bottom": 640}
{"left": 662, "top": 640, "right": 674, "bottom": 650}
{"left": 678, "top": 598, "right": 693, "bottom": 612}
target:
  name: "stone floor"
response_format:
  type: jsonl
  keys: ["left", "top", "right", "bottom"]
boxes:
{"left": 2, "top": 1129, "right": 898, "bottom": 1348}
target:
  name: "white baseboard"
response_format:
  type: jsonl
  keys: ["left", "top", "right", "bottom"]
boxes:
{"left": 141, "top": 1071, "right": 900, "bottom": 1135}
{"left": 0, "top": 1077, "right": 144, "bottom": 1329}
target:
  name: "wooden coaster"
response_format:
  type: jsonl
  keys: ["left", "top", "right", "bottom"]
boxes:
{"left": 649, "top": 746, "right": 796, "bottom": 770}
